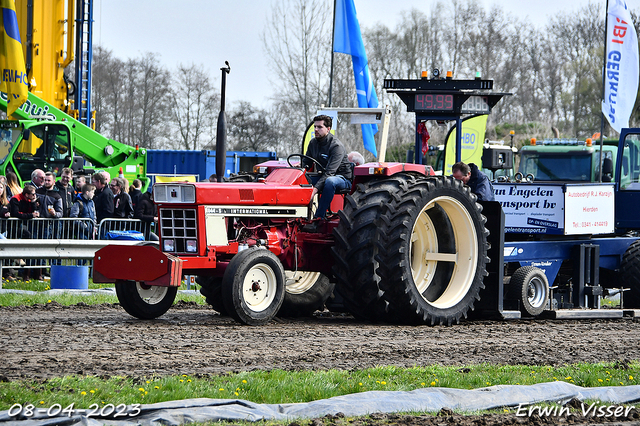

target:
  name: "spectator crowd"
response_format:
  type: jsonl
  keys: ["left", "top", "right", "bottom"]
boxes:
{"left": 1, "top": 168, "right": 155, "bottom": 281}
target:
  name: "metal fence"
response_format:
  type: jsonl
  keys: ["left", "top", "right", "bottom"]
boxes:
{"left": 1, "top": 217, "right": 96, "bottom": 240}
{"left": 0, "top": 218, "right": 156, "bottom": 280}
{"left": 0, "top": 218, "right": 156, "bottom": 241}
{"left": 97, "top": 218, "right": 156, "bottom": 241}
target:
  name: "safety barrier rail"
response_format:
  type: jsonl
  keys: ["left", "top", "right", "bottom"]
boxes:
{"left": 1, "top": 217, "right": 96, "bottom": 239}
{"left": 0, "top": 218, "right": 156, "bottom": 241}
{"left": 97, "top": 218, "right": 156, "bottom": 241}
{"left": 0, "top": 238, "right": 141, "bottom": 287}
{"left": 0, "top": 218, "right": 156, "bottom": 285}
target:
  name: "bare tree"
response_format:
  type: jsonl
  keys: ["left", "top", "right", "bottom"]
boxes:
{"left": 262, "top": 0, "right": 331, "bottom": 154}
{"left": 228, "top": 101, "right": 279, "bottom": 152}
{"left": 137, "top": 53, "right": 171, "bottom": 149}
{"left": 91, "top": 45, "right": 116, "bottom": 135}
{"left": 92, "top": 45, "right": 125, "bottom": 140}
{"left": 168, "top": 63, "right": 218, "bottom": 151}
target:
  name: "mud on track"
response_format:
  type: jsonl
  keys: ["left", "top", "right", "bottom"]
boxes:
{"left": 2, "top": 303, "right": 640, "bottom": 426}
{"left": 1, "top": 302, "right": 639, "bottom": 380}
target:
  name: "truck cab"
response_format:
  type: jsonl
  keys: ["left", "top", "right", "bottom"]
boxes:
{"left": 518, "top": 138, "right": 618, "bottom": 183}
{"left": 614, "top": 130, "right": 640, "bottom": 230}
{"left": 0, "top": 120, "right": 73, "bottom": 182}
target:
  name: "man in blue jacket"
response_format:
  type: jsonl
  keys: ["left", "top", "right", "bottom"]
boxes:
{"left": 452, "top": 161, "right": 495, "bottom": 202}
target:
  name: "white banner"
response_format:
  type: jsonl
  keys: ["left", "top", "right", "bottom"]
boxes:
{"left": 564, "top": 185, "right": 615, "bottom": 235}
{"left": 602, "top": 0, "right": 639, "bottom": 133}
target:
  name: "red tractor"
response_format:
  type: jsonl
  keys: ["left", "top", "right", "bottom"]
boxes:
{"left": 94, "top": 157, "right": 490, "bottom": 326}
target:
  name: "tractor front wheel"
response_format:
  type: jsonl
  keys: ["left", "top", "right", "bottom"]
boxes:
{"left": 222, "top": 247, "right": 286, "bottom": 325}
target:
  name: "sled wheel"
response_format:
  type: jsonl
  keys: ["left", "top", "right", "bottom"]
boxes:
{"left": 197, "top": 275, "right": 227, "bottom": 315}
{"left": 508, "top": 266, "right": 548, "bottom": 317}
{"left": 619, "top": 240, "right": 640, "bottom": 308}
{"left": 376, "top": 176, "right": 489, "bottom": 325}
{"left": 222, "top": 247, "right": 286, "bottom": 325}
{"left": 278, "top": 271, "right": 335, "bottom": 317}
{"left": 115, "top": 280, "right": 178, "bottom": 319}
{"left": 332, "top": 173, "right": 419, "bottom": 321}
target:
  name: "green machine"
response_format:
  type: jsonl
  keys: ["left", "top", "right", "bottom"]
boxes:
{"left": 0, "top": 92, "right": 148, "bottom": 188}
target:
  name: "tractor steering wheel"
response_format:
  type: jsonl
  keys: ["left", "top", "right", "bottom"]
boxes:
{"left": 287, "top": 154, "right": 326, "bottom": 173}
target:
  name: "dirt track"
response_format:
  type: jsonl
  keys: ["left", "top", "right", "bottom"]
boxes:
{"left": 2, "top": 302, "right": 640, "bottom": 425}
{"left": 2, "top": 302, "right": 639, "bottom": 380}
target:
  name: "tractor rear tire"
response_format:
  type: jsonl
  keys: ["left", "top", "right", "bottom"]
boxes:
{"left": 375, "top": 176, "right": 489, "bottom": 325}
{"left": 279, "top": 271, "right": 335, "bottom": 317}
{"left": 619, "top": 240, "right": 640, "bottom": 308}
{"left": 197, "top": 276, "right": 227, "bottom": 315}
{"left": 332, "top": 174, "right": 418, "bottom": 321}
{"left": 221, "top": 247, "right": 286, "bottom": 325}
{"left": 115, "top": 280, "right": 178, "bottom": 319}
{"left": 507, "top": 266, "right": 548, "bottom": 317}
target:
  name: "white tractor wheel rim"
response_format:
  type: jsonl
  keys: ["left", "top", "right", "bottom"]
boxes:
{"left": 242, "top": 262, "right": 277, "bottom": 312}
{"left": 285, "top": 271, "right": 321, "bottom": 295}
{"left": 135, "top": 282, "right": 169, "bottom": 305}
{"left": 410, "top": 196, "right": 478, "bottom": 309}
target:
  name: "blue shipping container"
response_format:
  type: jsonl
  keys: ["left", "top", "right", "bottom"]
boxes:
{"left": 147, "top": 150, "right": 277, "bottom": 181}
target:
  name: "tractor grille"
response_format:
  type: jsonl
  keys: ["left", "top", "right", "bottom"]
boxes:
{"left": 159, "top": 208, "right": 198, "bottom": 253}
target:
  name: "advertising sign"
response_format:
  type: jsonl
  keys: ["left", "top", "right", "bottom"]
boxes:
{"left": 495, "top": 183, "right": 565, "bottom": 234}
{"left": 495, "top": 183, "right": 616, "bottom": 235}
{"left": 564, "top": 185, "right": 615, "bottom": 234}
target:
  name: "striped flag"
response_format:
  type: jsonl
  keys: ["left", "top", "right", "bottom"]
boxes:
{"left": 602, "top": 0, "right": 639, "bottom": 133}
{"left": 0, "top": 0, "right": 27, "bottom": 117}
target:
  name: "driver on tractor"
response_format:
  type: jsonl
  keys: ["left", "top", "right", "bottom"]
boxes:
{"left": 302, "top": 115, "right": 353, "bottom": 229}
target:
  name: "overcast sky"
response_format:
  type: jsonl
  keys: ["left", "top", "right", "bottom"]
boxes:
{"left": 94, "top": 0, "right": 620, "bottom": 109}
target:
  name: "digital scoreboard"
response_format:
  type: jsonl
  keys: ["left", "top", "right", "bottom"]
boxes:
{"left": 384, "top": 74, "right": 511, "bottom": 165}
{"left": 384, "top": 77, "right": 508, "bottom": 116}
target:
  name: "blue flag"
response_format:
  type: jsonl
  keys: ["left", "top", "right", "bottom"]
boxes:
{"left": 334, "top": 0, "right": 379, "bottom": 158}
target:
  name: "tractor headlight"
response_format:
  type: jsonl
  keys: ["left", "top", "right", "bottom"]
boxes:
{"left": 182, "top": 185, "right": 195, "bottom": 203}
{"left": 163, "top": 239, "right": 175, "bottom": 252}
{"left": 154, "top": 185, "right": 167, "bottom": 202}
{"left": 186, "top": 240, "right": 197, "bottom": 252}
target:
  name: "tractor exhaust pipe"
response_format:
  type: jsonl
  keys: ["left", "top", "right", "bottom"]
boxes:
{"left": 216, "top": 61, "right": 231, "bottom": 183}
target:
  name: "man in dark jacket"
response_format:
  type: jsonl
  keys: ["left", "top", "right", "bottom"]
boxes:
{"left": 36, "top": 173, "right": 64, "bottom": 218}
{"left": 302, "top": 115, "right": 353, "bottom": 221}
{"left": 35, "top": 172, "right": 63, "bottom": 239}
{"left": 134, "top": 191, "right": 158, "bottom": 240}
{"left": 452, "top": 161, "right": 495, "bottom": 202}
{"left": 92, "top": 172, "right": 114, "bottom": 223}
{"left": 24, "top": 169, "right": 45, "bottom": 189}
{"left": 55, "top": 168, "right": 76, "bottom": 217}
{"left": 129, "top": 179, "right": 143, "bottom": 211}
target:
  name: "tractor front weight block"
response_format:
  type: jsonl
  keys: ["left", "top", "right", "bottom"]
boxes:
{"left": 94, "top": 245, "right": 183, "bottom": 287}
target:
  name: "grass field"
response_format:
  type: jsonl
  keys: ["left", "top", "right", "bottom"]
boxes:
{"left": 0, "top": 278, "right": 207, "bottom": 306}
{"left": 0, "top": 363, "right": 637, "bottom": 411}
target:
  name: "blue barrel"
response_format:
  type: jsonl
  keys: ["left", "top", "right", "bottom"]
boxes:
{"left": 50, "top": 265, "right": 89, "bottom": 290}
